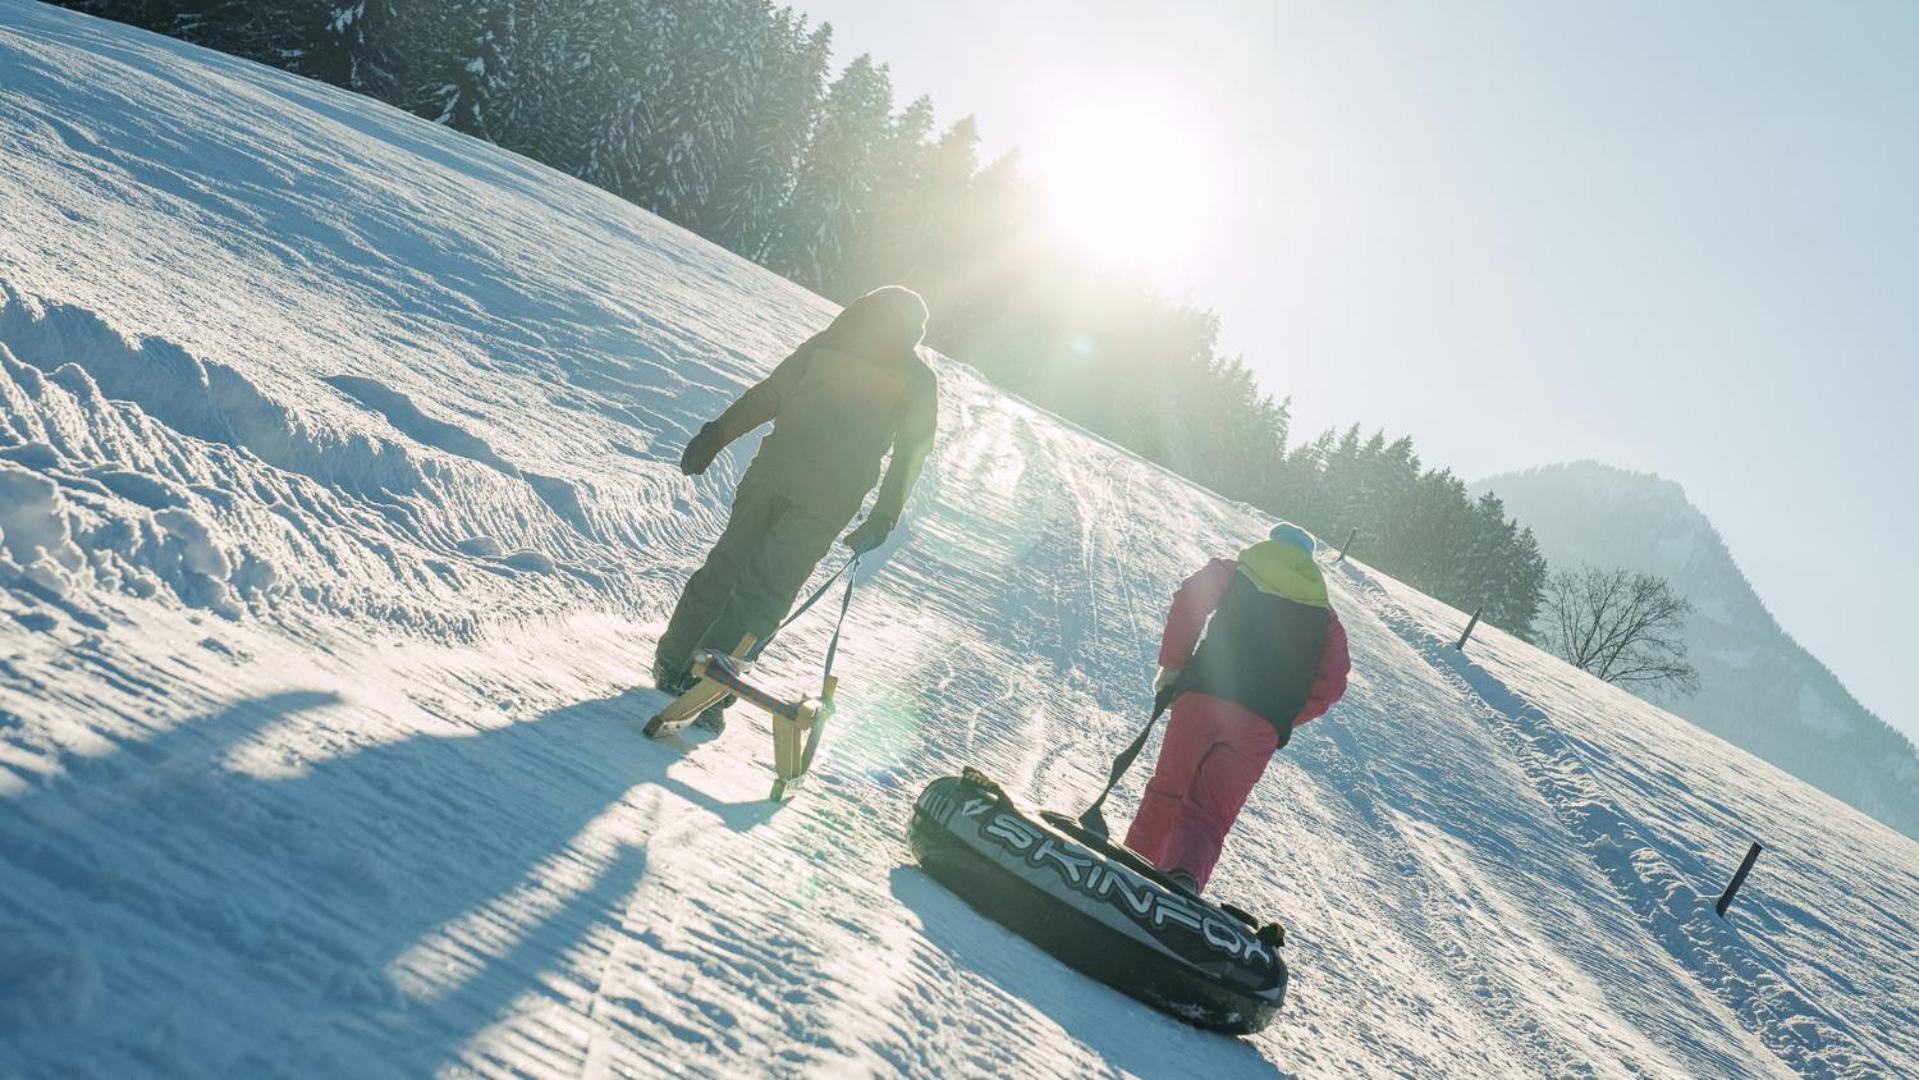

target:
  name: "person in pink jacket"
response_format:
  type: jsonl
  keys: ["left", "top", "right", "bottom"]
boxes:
{"left": 1125, "top": 522, "right": 1351, "bottom": 893}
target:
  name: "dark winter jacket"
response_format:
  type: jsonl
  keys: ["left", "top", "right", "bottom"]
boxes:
{"left": 1159, "top": 543, "right": 1352, "bottom": 739}
{"left": 706, "top": 293, "right": 938, "bottom": 525}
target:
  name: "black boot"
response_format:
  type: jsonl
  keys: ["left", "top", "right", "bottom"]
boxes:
{"left": 652, "top": 656, "right": 695, "bottom": 695}
{"left": 694, "top": 696, "right": 735, "bottom": 733}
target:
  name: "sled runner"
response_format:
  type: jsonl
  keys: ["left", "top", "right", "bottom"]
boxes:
{"left": 643, "top": 635, "right": 756, "bottom": 738}
{"left": 646, "top": 556, "right": 861, "bottom": 798}
{"left": 907, "top": 767, "right": 1288, "bottom": 1035}
{"left": 643, "top": 634, "right": 839, "bottom": 799}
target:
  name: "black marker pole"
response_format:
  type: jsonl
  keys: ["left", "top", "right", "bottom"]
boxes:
{"left": 1716, "top": 842, "right": 1763, "bottom": 918}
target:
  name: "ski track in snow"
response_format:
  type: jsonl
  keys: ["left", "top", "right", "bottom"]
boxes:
{"left": 1, "top": 4, "right": 1916, "bottom": 1076}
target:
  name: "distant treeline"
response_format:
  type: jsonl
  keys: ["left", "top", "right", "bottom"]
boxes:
{"left": 59, "top": 0, "right": 1548, "bottom": 633}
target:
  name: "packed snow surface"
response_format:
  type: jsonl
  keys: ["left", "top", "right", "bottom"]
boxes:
{"left": 2, "top": 4, "right": 1915, "bottom": 1076}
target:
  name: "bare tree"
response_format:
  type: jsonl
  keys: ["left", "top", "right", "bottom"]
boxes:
{"left": 1537, "top": 565, "right": 1701, "bottom": 696}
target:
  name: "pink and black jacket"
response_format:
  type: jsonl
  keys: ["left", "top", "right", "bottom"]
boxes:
{"left": 1161, "top": 541, "right": 1351, "bottom": 745}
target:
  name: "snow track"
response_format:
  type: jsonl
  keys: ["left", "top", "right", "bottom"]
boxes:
{"left": 2, "top": 5, "right": 1916, "bottom": 1076}
{"left": 1344, "top": 562, "right": 1917, "bottom": 1076}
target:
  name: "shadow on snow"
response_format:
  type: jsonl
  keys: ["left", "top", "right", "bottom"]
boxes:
{"left": 0, "top": 686, "right": 774, "bottom": 1074}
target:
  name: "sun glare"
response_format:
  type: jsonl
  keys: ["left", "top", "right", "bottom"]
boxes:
{"left": 1025, "top": 90, "right": 1227, "bottom": 281}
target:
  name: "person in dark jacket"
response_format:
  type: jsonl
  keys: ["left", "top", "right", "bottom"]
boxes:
{"left": 1125, "top": 522, "right": 1352, "bottom": 893}
{"left": 653, "top": 286, "right": 939, "bottom": 708}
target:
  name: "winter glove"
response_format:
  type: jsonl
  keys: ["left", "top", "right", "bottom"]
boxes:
{"left": 679, "top": 422, "right": 725, "bottom": 476}
{"left": 843, "top": 511, "right": 897, "bottom": 554}
{"left": 1153, "top": 665, "right": 1183, "bottom": 696}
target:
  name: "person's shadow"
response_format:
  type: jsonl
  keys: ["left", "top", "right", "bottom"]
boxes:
{"left": 0, "top": 686, "right": 776, "bottom": 1075}
{"left": 888, "top": 866, "right": 1292, "bottom": 1077}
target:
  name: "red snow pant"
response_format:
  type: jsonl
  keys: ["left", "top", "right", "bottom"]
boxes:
{"left": 1124, "top": 691, "right": 1281, "bottom": 892}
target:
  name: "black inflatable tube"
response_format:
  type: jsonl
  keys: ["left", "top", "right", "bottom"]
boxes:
{"left": 907, "top": 773, "right": 1286, "bottom": 1035}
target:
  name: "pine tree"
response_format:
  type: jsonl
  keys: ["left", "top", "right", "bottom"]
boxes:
{"left": 700, "top": 12, "right": 832, "bottom": 258}
{"left": 577, "top": 0, "right": 679, "bottom": 202}
{"left": 923, "top": 147, "right": 1036, "bottom": 348}
{"left": 910, "top": 116, "right": 983, "bottom": 321}
{"left": 837, "top": 94, "right": 935, "bottom": 294}
{"left": 427, "top": 0, "right": 523, "bottom": 136}
{"left": 63, "top": 1, "right": 246, "bottom": 55}
{"left": 636, "top": 0, "right": 766, "bottom": 225}
{"left": 763, "top": 54, "right": 896, "bottom": 295}
{"left": 497, "top": 0, "right": 640, "bottom": 175}
{"left": 291, "top": 3, "right": 392, "bottom": 91}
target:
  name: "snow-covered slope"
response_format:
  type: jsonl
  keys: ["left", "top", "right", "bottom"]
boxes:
{"left": 1475, "top": 462, "right": 1919, "bottom": 840}
{"left": 2, "top": 5, "right": 1915, "bottom": 1076}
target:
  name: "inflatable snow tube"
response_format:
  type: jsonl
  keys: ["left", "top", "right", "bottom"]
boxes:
{"left": 907, "top": 768, "right": 1287, "bottom": 1035}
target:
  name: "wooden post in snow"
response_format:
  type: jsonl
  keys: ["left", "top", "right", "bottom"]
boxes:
{"left": 1334, "top": 527, "right": 1358, "bottom": 565}
{"left": 1716, "top": 842, "right": 1764, "bottom": 917}
{"left": 1453, "top": 607, "right": 1483, "bottom": 650}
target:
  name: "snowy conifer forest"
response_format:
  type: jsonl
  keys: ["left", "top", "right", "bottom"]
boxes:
{"left": 51, "top": 0, "right": 1557, "bottom": 636}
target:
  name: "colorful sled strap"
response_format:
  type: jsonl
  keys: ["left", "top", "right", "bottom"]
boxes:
{"left": 1077, "top": 684, "right": 1178, "bottom": 838}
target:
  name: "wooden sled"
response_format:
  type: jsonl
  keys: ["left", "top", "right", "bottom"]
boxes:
{"left": 644, "top": 635, "right": 838, "bottom": 800}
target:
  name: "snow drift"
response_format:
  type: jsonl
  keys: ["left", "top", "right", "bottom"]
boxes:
{"left": 1, "top": 4, "right": 1915, "bottom": 1076}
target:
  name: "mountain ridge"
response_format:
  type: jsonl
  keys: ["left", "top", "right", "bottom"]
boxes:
{"left": 1475, "top": 460, "right": 1919, "bottom": 838}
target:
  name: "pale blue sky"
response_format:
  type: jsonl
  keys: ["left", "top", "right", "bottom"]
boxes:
{"left": 797, "top": 1, "right": 1917, "bottom": 738}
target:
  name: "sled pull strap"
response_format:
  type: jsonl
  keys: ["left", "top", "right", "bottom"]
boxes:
{"left": 815, "top": 556, "right": 858, "bottom": 705}
{"left": 746, "top": 555, "right": 860, "bottom": 663}
{"left": 774, "top": 555, "right": 861, "bottom": 800}
{"left": 803, "top": 557, "right": 858, "bottom": 734}
{"left": 1078, "top": 685, "right": 1177, "bottom": 838}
